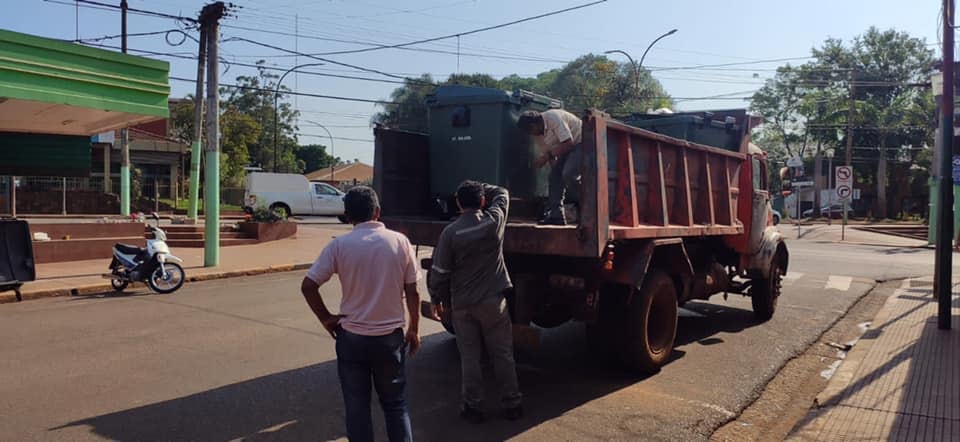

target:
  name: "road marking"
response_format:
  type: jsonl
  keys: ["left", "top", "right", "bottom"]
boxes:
{"left": 783, "top": 272, "right": 804, "bottom": 284}
{"left": 825, "top": 275, "right": 853, "bottom": 291}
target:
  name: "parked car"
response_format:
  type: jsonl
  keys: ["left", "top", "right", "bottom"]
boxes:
{"left": 772, "top": 208, "right": 781, "bottom": 225}
{"left": 244, "top": 172, "right": 346, "bottom": 222}
{"left": 802, "top": 202, "right": 851, "bottom": 219}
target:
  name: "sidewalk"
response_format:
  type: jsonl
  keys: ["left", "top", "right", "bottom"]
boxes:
{"left": 0, "top": 224, "right": 345, "bottom": 304}
{"left": 781, "top": 223, "right": 930, "bottom": 248}
{"left": 789, "top": 277, "right": 960, "bottom": 440}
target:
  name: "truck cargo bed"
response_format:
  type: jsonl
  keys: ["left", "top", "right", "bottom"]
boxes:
{"left": 375, "top": 110, "right": 747, "bottom": 258}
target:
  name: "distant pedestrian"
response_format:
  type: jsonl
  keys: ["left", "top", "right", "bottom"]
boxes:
{"left": 428, "top": 180, "right": 523, "bottom": 424}
{"left": 300, "top": 186, "right": 421, "bottom": 442}
{"left": 517, "top": 109, "right": 583, "bottom": 225}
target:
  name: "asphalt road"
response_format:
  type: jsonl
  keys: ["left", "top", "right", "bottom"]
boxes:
{"left": 0, "top": 239, "right": 950, "bottom": 441}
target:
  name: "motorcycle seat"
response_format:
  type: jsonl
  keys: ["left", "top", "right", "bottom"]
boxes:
{"left": 114, "top": 243, "right": 144, "bottom": 255}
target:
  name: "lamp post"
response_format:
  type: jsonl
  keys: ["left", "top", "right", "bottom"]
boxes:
{"left": 274, "top": 62, "right": 325, "bottom": 173}
{"left": 826, "top": 148, "right": 835, "bottom": 226}
{"left": 603, "top": 49, "right": 639, "bottom": 93}
{"left": 604, "top": 29, "right": 677, "bottom": 111}
{"left": 639, "top": 29, "right": 677, "bottom": 70}
{"left": 304, "top": 120, "right": 336, "bottom": 180}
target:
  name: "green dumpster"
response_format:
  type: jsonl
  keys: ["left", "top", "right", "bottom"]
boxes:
{"left": 426, "top": 86, "right": 559, "bottom": 214}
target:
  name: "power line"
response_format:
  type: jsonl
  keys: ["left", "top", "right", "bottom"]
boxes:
{"left": 222, "top": 36, "right": 436, "bottom": 85}
{"left": 299, "top": 0, "right": 607, "bottom": 57}
{"left": 169, "top": 75, "right": 400, "bottom": 105}
{"left": 81, "top": 42, "right": 414, "bottom": 85}
{"left": 44, "top": 0, "right": 197, "bottom": 23}
{"left": 299, "top": 134, "right": 374, "bottom": 143}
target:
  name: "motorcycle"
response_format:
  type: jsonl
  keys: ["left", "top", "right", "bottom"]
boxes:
{"left": 105, "top": 213, "right": 186, "bottom": 294}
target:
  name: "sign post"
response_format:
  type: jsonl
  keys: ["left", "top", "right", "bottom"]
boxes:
{"left": 836, "top": 165, "right": 853, "bottom": 241}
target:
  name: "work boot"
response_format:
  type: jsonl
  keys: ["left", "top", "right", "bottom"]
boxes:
{"left": 460, "top": 403, "right": 485, "bottom": 424}
{"left": 502, "top": 404, "right": 524, "bottom": 421}
{"left": 537, "top": 208, "right": 566, "bottom": 226}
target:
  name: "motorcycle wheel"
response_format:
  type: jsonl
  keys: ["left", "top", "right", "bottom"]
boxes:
{"left": 148, "top": 263, "right": 186, "bottom": 294}
{"left": 110, "top": 278, "right": 129, "bottom": 292}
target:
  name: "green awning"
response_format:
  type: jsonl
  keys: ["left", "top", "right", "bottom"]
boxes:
{"left": 0, "top": 28, "right": 170, "bottom": 136}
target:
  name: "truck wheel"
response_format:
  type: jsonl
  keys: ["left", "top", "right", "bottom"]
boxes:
{"left": 751, "top": 254, "right": 784, "bottom": 322}
{"left": 621, "top": 270, "right": 678, "bottom": 374}
{"left": 337, "top": 215, "right": 348, "bottom": 224}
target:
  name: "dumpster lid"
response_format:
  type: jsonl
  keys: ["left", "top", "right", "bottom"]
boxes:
{"left": 426, "top": 85, "right": 562, "bottom": 108}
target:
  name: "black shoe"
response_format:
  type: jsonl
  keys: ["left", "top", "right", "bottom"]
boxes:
{"left": 460, "top": 404, "right": 485, "bottom": 424}
{"left": 502, "top": 405, "right": 524, "bottom": 421}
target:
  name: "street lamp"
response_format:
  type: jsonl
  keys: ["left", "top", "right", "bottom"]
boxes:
{"left": 304, "top": 120, "right": 336, "bottom": 180}
{"left": 274, "top": 62, "right": 325, "bottom": 173}
{"left": 604, "top": 29, "right": 677, "bottom": 111}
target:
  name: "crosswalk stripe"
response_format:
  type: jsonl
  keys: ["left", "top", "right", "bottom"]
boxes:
{"left": 825, "top": 275, "right": 853, "bottom": 291}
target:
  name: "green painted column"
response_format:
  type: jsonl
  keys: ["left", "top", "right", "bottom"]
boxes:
{"left": 202, "top": 10, "right": 222, "bottom": 268}
{"left": 203, "top": 150, "right": 219, "bottom": 266}
{"left": 187, "top": 141, "right": 202, "bottom": 219}
{"left": 929, "top": 178, "right": 937, "bottom": 245}
{"left": 927, "top": 178, "right": 960, "bottom": 245}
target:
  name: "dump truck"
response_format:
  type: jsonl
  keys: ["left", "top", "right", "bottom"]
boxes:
{"left": 373, "top": 87, "right": 787, "bottom": 374}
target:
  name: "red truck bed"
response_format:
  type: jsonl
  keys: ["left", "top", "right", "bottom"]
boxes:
{"left": 375, "top": 110, "right": 747, "bottom": 258}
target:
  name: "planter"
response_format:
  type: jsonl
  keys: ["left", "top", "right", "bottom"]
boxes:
{"left": 238, "top": 221, "right": 297, "bottom": 242}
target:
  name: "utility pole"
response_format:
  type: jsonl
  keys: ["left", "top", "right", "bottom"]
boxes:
{"left": 200, "top": 2, "right": 226, "bottom": 267}
{"left": 842, "top": 68, "right": 856, "bottom": 241}
{"left": 934, "top": 0, "right": 954, "bottom": 330}
{"left": 187, "top": 25, "right": 207, "bottom": 220}
{"left": 119, "top": 0, "right": 131, "bottom": 216}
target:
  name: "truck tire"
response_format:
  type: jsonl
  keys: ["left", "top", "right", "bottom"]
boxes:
{"left": 621, "top": 270, "right": 678, "bottom": 374}
{"left": 751, "top": 253, "right": 784, "bottom": 322}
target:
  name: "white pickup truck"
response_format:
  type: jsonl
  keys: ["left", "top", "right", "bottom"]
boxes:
{"left": 244, "top": 172, "right": 346, "bottom": 221}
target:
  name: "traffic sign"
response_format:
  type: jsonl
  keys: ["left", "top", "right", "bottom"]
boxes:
{"left": 836, "top": 185, "right": 852, "bottom": 199}
{"left": 835, "top": 166, "right": 853, "bottom": 201}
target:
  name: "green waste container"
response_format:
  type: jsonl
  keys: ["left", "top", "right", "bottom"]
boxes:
{"left": 426, "top": 86, "right": 559, "bottom": 216}
{"left": 621, "top": 112, "right": 743, "bottom": 152}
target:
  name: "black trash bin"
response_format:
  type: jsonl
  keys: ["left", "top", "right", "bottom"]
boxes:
{"left": 0, "top": 219, "right": 36, "bottom": 301}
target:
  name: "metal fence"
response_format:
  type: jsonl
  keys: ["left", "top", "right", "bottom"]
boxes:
{"left": 1, "top": 175, "right": 245, "bottom": 215}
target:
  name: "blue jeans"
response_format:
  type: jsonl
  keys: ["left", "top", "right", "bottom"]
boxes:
{"left": 335, "top": 327, "right": 412, "bottom": 442}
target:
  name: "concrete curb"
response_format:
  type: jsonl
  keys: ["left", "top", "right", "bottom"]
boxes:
{"left": 809, "top": 240, "right": 933, "bottom": 249}
{"left": 0, "top": 263, "right": 312, "bottom": 305}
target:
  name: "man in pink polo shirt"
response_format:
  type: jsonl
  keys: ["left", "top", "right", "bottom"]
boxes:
{"left": 300, "top": 186, "right": 421, "bottom": 442}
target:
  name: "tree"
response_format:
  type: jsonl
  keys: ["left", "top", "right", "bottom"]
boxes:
{"left": 751, "top": 27, "right": 935, "bottom": 219}
{"left": 296, "top": 144, "right": 339, "bottom": 173}
{"left": 222, "top": 62, "right": 301, "bottom": 174}
{"left": 219, "top": 109, "right": 259, "bottom": 186}
{"left": 372, "top": 54, "right": 673, "bottom": 131}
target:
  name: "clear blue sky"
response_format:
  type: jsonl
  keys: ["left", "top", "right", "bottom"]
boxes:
{"left": 1, "top": 0, "right": 942, "bottom": 165}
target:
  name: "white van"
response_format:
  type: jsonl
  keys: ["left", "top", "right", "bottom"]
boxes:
{"left": 244, "top": 172, "right": 346, "bottom": 221}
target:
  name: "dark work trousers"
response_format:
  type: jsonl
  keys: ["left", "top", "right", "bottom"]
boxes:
{"left": 451, "top": 297, "right": 522, "bottom": 410}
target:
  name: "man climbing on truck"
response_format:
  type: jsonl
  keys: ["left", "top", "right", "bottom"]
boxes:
{"left": 517, "top": 109, "right": 583, "bottom": 225}
{"left": 428, "top": 180, "right": 523, "bottom": 423}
